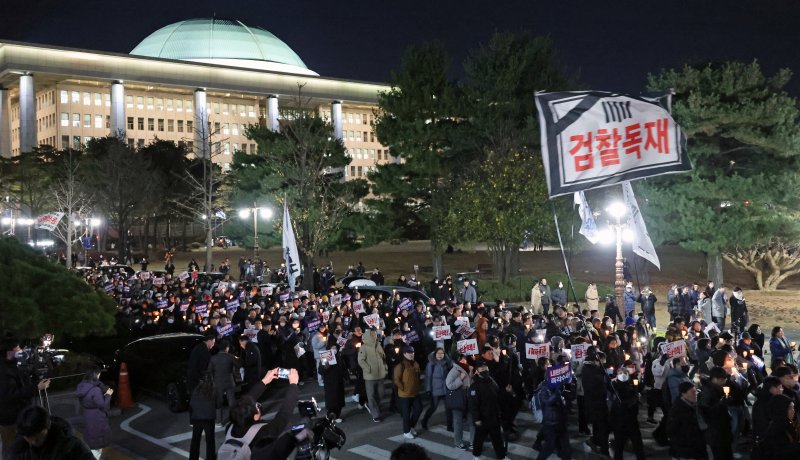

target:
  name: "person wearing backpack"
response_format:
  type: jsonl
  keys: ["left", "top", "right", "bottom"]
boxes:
{"left": 220, "top": 368, "right": 308, "bottom": 460}
{"left": 189, "top": 372, "right": 217, "bottom": 460}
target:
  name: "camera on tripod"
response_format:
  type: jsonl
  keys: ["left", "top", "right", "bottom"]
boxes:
{"left": 16, "top": 334, "right": 59, "bottom": 382}
{"left": 294, "top": 399, "right": 346, "bottom": 460}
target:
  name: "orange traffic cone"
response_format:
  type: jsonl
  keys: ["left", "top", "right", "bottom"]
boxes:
{"left": 116, "top": 362, "right": 134, "bottom": 409}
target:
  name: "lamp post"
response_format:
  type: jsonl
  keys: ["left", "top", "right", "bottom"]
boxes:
{"left": 605, "top": 202, "right": 628, "bottom": 311}
{"left": 239, "top": 203, "right": 273, "bottom": 259}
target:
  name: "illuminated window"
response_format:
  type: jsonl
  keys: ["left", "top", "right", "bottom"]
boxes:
{"left": 60, "top": 91, "right": 68, "bottom": 104}
{"left": 167, "top": 99, "right": 173, "bottom": 111}
{"left": 232, "top": 123, "right": 238, "bottom": 136}
{"left": 126, "top": 95, "right": 133, "bottom": 108}
{"left": 94, "top": 93, "right": 102, "bottom": 106}
{"left": 156, "top": 98, "right": 164, "bottom": 111}
{"left": 137, "top": 96, "right": 143, "bottom": 109}
{"left": 147, "top": 97, "right": 154, "bottom": 110}
{"left": 94, "top": 115, "right": 103, "bottom": 128}
{"left": 71, "top": 91, "right": 80, "bottom": 103}
{"left": 176, "top": 99, "right": 183, "bottom": 112}
{"left": 222, "top": 103, "right": 229, "bottom": 115}
{"left": 83, "top": 92, "right": 91, "bottom": 105}
{"left": 61, "top": 113, "right": 69, "bottom": 127}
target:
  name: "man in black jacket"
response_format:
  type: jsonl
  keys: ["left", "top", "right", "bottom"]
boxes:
{"left": 0, "top": 338, "right": 50, "bottom": 459}
{"left": 668, "top": 381, "right": 707, "bottom": 459}
{"left": 750, "top": 376, "right": 783, "bottom": 460}
{"left": 9, "top": 406, "right": 93, "bottom": 460}
{"left": 698, "top": 367, "right": 733, "bottom": 460}
{"left": 581, "top": 350, "right": 610, "bottom": 456}
{"left": 186, "top": 332, "right": 215, "bottom": 395}
{"left": 239, "top": 335, "right": 262, "bottom": 393}
{"left": 468, "top": 358, "right": 509, "bottom": 460}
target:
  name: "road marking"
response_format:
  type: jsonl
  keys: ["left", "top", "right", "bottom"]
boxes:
{"left": 426, "top": 426, "right": 539, "bottom": 458}
{"left": 119, "top": 404, "right": 191, "bottom": 458}
{"left": 160, "top": 424, "right": 226, "bottom": 443}
{"left": 348, "top": 444, "right": 393, "bottom": 460}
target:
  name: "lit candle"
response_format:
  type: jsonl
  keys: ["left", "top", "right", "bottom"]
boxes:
{"left": 742, "top": 362, "right": 748, "bottom": 370}
{"left": 633, "top": 379, "right": 639, "bottom": 386}
{"left": 395, "top": 347, "right": 400, "bottom": 354}
{"left": 624, "top": 353, "right": 630, "bottom": 361}
{"left": 743, "top": 351, "right": 748, "bottom": 357}
{"left": 593, "top": 340, "right": 598, "bottom": 346}
{"left": 723, "top": 386, "right": 730, "bottom": 397}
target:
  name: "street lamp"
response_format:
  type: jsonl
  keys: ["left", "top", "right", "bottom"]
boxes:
{"left": 239, "top": 203, "right": 273, "bottom": 258}
{"left": 604, "top": 202, "right": 629, "bottom": 311}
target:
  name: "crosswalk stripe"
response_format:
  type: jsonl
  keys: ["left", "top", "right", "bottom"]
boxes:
{"left": 388, "top": 434, "right": 471, "bottom": 458}
{"left": 426, "top": 426, "right": 539, "bottom": 458}
{"left": 348, "top": 444, "right": 392, "bottom": 460}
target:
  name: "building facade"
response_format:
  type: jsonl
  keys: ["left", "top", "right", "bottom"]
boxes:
{"left": 0, "top": 18, "right": 392, "bottom": 180}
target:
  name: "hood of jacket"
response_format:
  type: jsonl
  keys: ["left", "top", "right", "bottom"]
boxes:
{"left": 362, "top": 329, "right": 378, "bottom": 347}
{"left": 76, "top": 380, "right": 104, "bottom": 399}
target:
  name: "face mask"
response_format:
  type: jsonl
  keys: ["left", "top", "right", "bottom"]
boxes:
{"left": 167, "top": 318, "right": 174, "bottom": 324}
{"left": 617, "top": 373, "right": 629, "bottom": 382}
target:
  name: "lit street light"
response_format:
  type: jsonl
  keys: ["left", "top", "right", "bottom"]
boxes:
{"left": 239, "top": 203, "right": 273, "bottom": 258}
{"left": 604, "top": 202, "right": 632, "bottom": 311}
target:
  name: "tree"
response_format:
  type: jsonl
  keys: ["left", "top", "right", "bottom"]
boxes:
{"left": 642, "top": 61, "right": 800, "bottom": 287}
{"left": 0, "top": 147, "right": 55, "bottom": 237}
{"left": 85, "top": 137, "right": 162, "bottom": 261}
{"left": 0, "top": 237, "right": 116, "bottom": 338}
{"left": 371, "top": 43, "right": 470, "bottom": 277}
{"left": 447, "top": 33, "right": 572, "bottom": 281}
{"left": 50, "top": 148, "right": 91, "bottom": 266}
{"left": 723, "top": 240, "right": 800, "bottom": 290}
{"left": 235, "top": 113, "right": 367, "bottom": 290}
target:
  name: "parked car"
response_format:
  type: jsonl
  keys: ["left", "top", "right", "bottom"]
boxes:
{"left": 111, "top": 333, "right": 205, "bottom": 412}
{"left": 347, "top": 285, "right": 430, "bottom": 304}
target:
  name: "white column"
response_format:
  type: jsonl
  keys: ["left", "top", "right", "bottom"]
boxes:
{"left": 18, "top": 74, "right": 36, "bottom": 152}
{"left": 110, "top": 80, "right": 126, "bottom": 139}
{"left": 0, "top": 88, "right": 10, "bottom": 157}
{"left": 194, "top": 88, "right": 209, "bottom": 159}
{"left": 267, "top": 95, "right": 279, "bottom": 133}
{"left": 331, "top": 100, "right": 343, "bottom": 141}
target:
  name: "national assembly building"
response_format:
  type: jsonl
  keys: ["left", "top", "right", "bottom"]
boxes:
{"left": 0, "top": 18, "right": 391, "bottom": 180}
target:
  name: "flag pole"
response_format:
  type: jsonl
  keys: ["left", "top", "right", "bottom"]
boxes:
{"left": 550, "top": 200, "right": 578, "bottom": 308}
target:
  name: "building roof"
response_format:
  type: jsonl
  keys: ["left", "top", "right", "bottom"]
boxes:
{"left": 130, "top": 18, "right": 317, "bottom": 76}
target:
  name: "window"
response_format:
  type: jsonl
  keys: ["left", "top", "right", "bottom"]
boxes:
{"left": 167, "top": 119, "right": 174, "bottom": 132}
{"left": 83, "top": 92, "right": 91, "bottom": 105}
{"left": 147, "top": 97, "right": 154, "bottom": 110}
{"left": 187, "top": 120, "right": 193, "bottom": 132}
{"left": 213, "top": 102, "right": 220, "bottom": 114}
{"left": 128, "top": 138, "right": 134, "bottom": 148}
{"left": 355, "top": 114, "right": 360, "bottom": 125}
{"left": 106, "top": 115, "right": 110, "bottom": 129}
{"left": 239, "top": 105, "right": 246, "bottom": 117}
{"left": 60, "top": 91, "right": 68, "bottom": 104}
{"left": 187, "top": 141, "right": 193, "bottom": 151}
{"left": 71, "top": 113, "right": 79, "bottom": 127}
{"left": 177, "top": 120, "right": 184, "bottom": 132}
{"left": 364, "top": 114, "right": 369, "bottom": 125}
{"left": 94, "top": 93, "right": 102, "bottom": 106}
{"left": 137, "top": 139, "right": 144, "bottom": 149}
{"left": 232, "top": 123, "right": 238, "bottom": 136}
{"left": 157, "top": 119, "right": 164, "bottom": 131}
{"left": 223, "top": 123, "right": 229, "bottom": 135}
{"left": 214, "top": 122, "right": 221, "bottom": 133}
{"left": 349, "top": 131, "right": 355, "bottom": 141}
{"left": 357, "top": 166, "right": 363, "bottom": 176}
{"left": 126, "top": 95, "right": 133, "bottom": 108}
{"left": 61, "top": 135, "right": 69, "bottom": 150}
{"left": 84, "top": 137, "right": 92, "bottom": 145}
{"left": 84, "top": 114, "right": 91, "bottom": 128}
{"left": 104, "top": 94, "right": 111, "bottom": 107}
{"left": 61, "top": 113, "right": 69, "bottom": 127}
{"left": 73, "top": 136, "right": 81, "bottom": 149}
{"left": 233, "top": 143, "right": 239, "bottom": 152}
{"left": 176, "top": 99, "right": 183, "bottom": 112}
{"left": 222, "top": 103, "right": 228, "bottom": 115}
{"left": 167, "top": 99, "right": 173, "bottom": 111}
{"left": 137, "top": 96, "right": 144, "bottom": 109}
{"left": 370, "top": 149, "right": 375, "bottom": 160}
{"left": 350, "top": 166, "right": 355, "bottom": 177}
{"left": 72, "top": 91, "right": 80, "bottom": 103}
{"left": 223, "top": 142, "right": 230, "bottom": 154}
{"left": 147, "top": 118, "right": 154, "bottom": 130}
{"left": 137, "top": 117, "right": 144, "bottom": 130}
{"left": 356, "top": 131, "right": 362, "bottom": 142}
{"left": 356, "top": 149, "right": 362, "bottom": 160}
{"left": 250, "top": 144, "right": 256, "bottom": 154}
{"left": 248, "top": 105, "right": 255, "bottom": 117}
{"left": 186, "top": 100, "right": 192, "bottom": 112}
{"left": 94, "top": 115, "right": 103, "bottom": 128}
{"left": 347, "top": 113, "right": 353, "bottom": 124}
{"left": 127, "top": 117, "right": 134, "bottom": 130}
{"left": 156, "top": 98, "right": 164, "bottom": 111}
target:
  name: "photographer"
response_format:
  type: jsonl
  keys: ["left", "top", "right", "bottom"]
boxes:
{"left": 1, "top": 338, "right": 50, "bottom": 459}
{"left": 224, "top": 368, "right": 310, "bottom": 459}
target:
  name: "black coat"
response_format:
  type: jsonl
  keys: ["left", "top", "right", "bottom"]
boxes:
{"left": 0, "top": 359, "right": 37, "bottom": 425}
{"left": 241, "top": 342, "right": 262, "bottom": 386}
{"left": 9, "top": 416, "right": 94, "bottom": 460}
{"left": 468, "top": 374, "right": 502, "bottom": 428}
{"left": 668, "top": 397, "right": 707, "bottom": 459}
{"left": 698, "top": 381, "right": 731, "bottom": 442}
{"left": 751, "top": 387, "right": 774, "bottom": 443}
{"left": 186, "top": 342, "right": 211, "bottom": 391}
{"left": 581, "top": 362, "right": 609, "bottom": 417}
{"left": 318, "top": 360, "right": 345, "bottom": 415}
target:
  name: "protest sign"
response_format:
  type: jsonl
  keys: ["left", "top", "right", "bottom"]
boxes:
{"left": 546, "top": 362, "right": 573, "bottom": 388}
{"left": 179, "top": 271, "right": 189, "bottom": 281}
{"left": 321, "top": 310, "right": 330, "bottom": 322}
{"left": 456, "top": 323, "right": 475, "bottom": 337}
{"left": 153, "top": 277, "right": 164, "bottom": 286}
{"left": 191, "top": 271, "right": 198, "bottom": 280}
{"left": 104, "top": 283, "right": 114, "bottom": 293}
{"left": 457, "top": 316, "right": 470, "bottom": 326}
{"left": 570, "top": 343, "right": 591, "bottom": 362}
{"left": 457, "top": 338, "right": 479, "bottom": 356}
{"left": 364, "top": 313, "right": 381, "bottom": 329}
{"left": 261, "top": 286, "right": 273, "bottom": 297}
{"left": 279, "top": 292, "right": 290, "bottom": 301}
{"left": 306, "top": 318, "right": 321, "bottom": 333}
{"left": 525, "top": 343, "right": 550, "bottom": 360}
{"left": 432, "top": 326, "right": 452, "bottom": 340}
{"left": 397, "top": 298, "right": 413, "bottom": 312}
{"left": 353, "top": 300, "right": 365, "bottom": 314}
{"left": 179, "top": 302, "right": 190, "bottom": 312}
{"left": 661, "top": 340, "right": 687, "bottom": 358}
{"left": 337, "top": 333, "right": 349, "bottom": 348}
{"left": 294, "top": 343, "right": 306, "bottom": 358}
{"left": 319, "top": 349, "right": 337, "bottom": 365}
{"left": 403, "top": 331, "right": 419, "bottom": 344}
{"left": 216, "top": 324, "right": 234, "bottom": 337}
{"left": 226, "top": 299, "right": 239, "bottom": 311}
{"left": 244, "top": 327, "right": 259, "bottom": 342}
{"left": 194, "top": 302, "right": 208, "bottom": 316}
{"left": 156, "top": 299, "right": 168, "bottom": 309}
{"left": 35, "top": 212, "right": 65, "bottom": 231}
{"left": 217, "top": 282, "right": 228, "bottom": 293}
{"left": 342, "top": 294, "right": 351, "bottom": 302}
{"left": 704, "top": 322, "right": 720, "bottom": 335}
{"left": 299, "top": 290, "right": 310, "bottom": 298}
{"left": 332, "top": 294, "right": 342, "bottom": 306}
{"left": 139, "top": 271, "right": 151, "bottom": 280}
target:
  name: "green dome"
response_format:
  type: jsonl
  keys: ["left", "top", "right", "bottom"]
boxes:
{"left": 130, "top": 18, "right": 316, "bottom": 75}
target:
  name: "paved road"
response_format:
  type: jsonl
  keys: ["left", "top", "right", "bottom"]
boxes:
{"left": 47, "top": 378, "right": 709, "bottom": 460}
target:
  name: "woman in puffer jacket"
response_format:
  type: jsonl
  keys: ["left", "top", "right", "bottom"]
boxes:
{"left": 76, "top": 366, "right": 112, "bottom": 458}
{"left": 421, "top": 347, "right": 452, "bottom": 430}
{"left": 445, "top": 352, "right": 472, "bottom": 450}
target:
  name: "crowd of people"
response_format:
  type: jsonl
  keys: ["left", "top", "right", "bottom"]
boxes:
{"left": 3, "top": 250, "right": 800, "bottom": 460}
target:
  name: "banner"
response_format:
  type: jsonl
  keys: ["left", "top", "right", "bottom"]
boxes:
{"left": 661, "top": 339, "right": 687, "bottom": 358}
{"left": 261, "top": 286, "right": 273, "bottom": 297}
{"left": 432, "top": 326, "right": 452, "bottom": 340}
{"left": 306, "top": 318, "right": 321, "bottom": 332}
{"left": 622, "top": 181, "right": 661, "bottom": 269}
{"left": 194, "top": 302, "right": 208, "bottom": 316}
{"left": 546, "top": 362, "right": 572, "bottom": 388}
{"left": 279, "top": 292, "right": 290, "bottom": 302}
{"left": 525, "top": 342, "right": 550, "bottom": 360}
{"left": 363, "top": 313, "right": 381, "bottom": 329}
{"left": 574, "top": 191, "right": 600, "bottom": 244}
{"left": 403, "top": 331, "right": 419, "bottom": 344}
{"left": 319, "top": 349, "right": 337, "bottom": 365}
{"left": 534, "top": 91, "right": 690, "bottom": 197}
{"left": 353, "top": 300, "right": 365, "bottom": 314}
{"left": 282, "top": 201, "right": 301, "bottom": 292}
{"left": 397, "top": 298, "right": 413, "bottom": 312}
{"left": 179, "top": 271, "right": 189, "bottom": 281}
{"left": 457, "top": 338, "right": 479, "bottom": 356}
{"left": 570, "top": 343, "right": 591, "bottom": 362}
{"left": 179, "top": 301, "right": 190, "bottom": 312}
{"left": 156, "top": 299, "right": 168, "bottom": 309}
{"left": 226, "top": 299, "right": 239, "bottom": 311}
{"left": 35, "top": 212, "right": 65, "bottom": 231}
{"left": 217, "top": 323, "right": 233, "bottom": 337}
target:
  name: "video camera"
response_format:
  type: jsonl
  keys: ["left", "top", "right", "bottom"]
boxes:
{"left": 294, "top": 399, "right": 346, "bottom": 460}
{"left": 16, "top": 334, "right": 59, "bottom": 382}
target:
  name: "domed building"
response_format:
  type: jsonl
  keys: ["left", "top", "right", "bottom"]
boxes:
{"left": 0, "top": 18, "right": 389, "bottom": 180}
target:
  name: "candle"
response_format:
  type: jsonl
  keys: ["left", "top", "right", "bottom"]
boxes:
{"left": 395, "top": 347, "right": 400, "bottom": 354}
{"left": 723, "top": 386, "right": 730, "bottom": 397}
{"left": 633, "top": 379, "right": 639, "bottom": 386}
{"left": 742, "top": 362, "right": 748, "bottom": 370}
{"left": 593, "top": 340, "right": 598, "bottom": 346}
{"left": 743, "top": 351, "right": 748, "bottom": 357}
{"left": 624, "top": 353, "right": 630, "bottom": 361}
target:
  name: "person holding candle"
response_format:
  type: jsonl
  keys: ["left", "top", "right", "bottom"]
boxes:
{"left": 610, "top": 368, "right": 646, "bottom": 460}
{"left": 699, "top": 366, "right": 733, "bottom": 460}
{"left": 770, "top": 327, "right": 797, "bottom": 367}
{"left": 667, "top": 381, "right": 707, "bottom": 459}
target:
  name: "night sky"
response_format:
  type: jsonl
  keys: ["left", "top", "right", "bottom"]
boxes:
{"left": 3, "top": 0, "right": 800, "bottom": 94}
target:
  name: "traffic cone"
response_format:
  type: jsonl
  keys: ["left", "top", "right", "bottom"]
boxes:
{"left": 116, "top": 362, "right": 134, "bottom": 409}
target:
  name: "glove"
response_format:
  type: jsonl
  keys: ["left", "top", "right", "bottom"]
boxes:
{"left": 659, "top": 354, "right": 669, "bottom": 365}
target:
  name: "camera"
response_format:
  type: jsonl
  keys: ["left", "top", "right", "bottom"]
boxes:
{"left": 294, "top": 399, "right": 346, "bottom": 460}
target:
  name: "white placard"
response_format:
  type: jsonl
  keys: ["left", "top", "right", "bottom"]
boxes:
{"left": 432, "top": 326, "right": 452, "bottom": 340}
{"left": 525, "top": 342, "right": 550, "bottom": 360}
{"left": 457, "top": 338, "right": 479, "bottom": 356}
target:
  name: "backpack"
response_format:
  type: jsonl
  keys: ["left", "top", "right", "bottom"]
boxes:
{"left": 217, "top": 424, "right": 264, "bottom": 460}
{"left": 530, "top": 387, "right": 544, "bottom": 424}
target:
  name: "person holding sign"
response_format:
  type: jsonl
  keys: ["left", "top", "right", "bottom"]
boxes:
{"left": 318, "top": 344, "right": 345, "bottom": 423}
{"left": 581, "top": 350, "right": 611, "bottom": 457}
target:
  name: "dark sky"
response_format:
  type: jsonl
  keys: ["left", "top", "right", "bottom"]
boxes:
{"left": 2, "top": 0, "right": 800, "bottom": 94}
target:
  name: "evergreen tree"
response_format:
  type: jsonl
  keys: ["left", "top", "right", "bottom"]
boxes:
{"left": 643, "top": 61, "right": 800, "bottom": 286}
